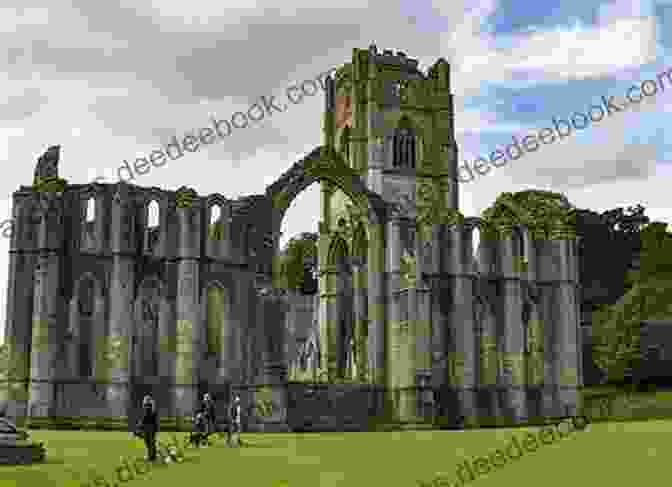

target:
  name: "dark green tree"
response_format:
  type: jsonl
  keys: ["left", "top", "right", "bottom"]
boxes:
{"left": 592, "top": 220, "right": 672, "bottom": 383}
{"left": 278, "top": 232, "right": 318, "bottom": 294}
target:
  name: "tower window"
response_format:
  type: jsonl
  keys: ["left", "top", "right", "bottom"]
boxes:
{"left": 210, "top": 204, "right": 221, "bottom": 224}
{"left": 147, "top": 200, "right": 159, "bottom": 228}
{"left": 393, "top": 118, "right": 416, "bottom": 169}
{"left": 85, "top": 197, "right": 95, "bottom": 223}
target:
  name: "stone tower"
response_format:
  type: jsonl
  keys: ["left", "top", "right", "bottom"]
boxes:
{"left": 318, "top": 45, "right": 462, "bottom": 419}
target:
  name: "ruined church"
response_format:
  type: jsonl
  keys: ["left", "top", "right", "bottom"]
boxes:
{"left": 0, "top": 46, "right": 581, "bottom": 431}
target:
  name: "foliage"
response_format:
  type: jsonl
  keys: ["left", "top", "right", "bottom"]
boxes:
{"left": 33, "top": 176, "right": 67, "bottom": 193}
{"left": 576, "top": 205, "right": 651, "bottom": 306}
{"left": 633, "top": 221, "right": 672, "bottom": 283}
{"left": 208, "top": 222, "right": 224, "bottom": 240}
{"left": 480, "top": 190, "right": 575, "bottom": 239}
{"left": 591, "top": 220, "right": 672, "bottom": 382}
{"left": 278, "top": 232, "right": 318, "bottom": 293}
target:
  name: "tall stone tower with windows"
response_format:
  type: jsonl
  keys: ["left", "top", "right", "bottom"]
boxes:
{"left": 317, "top": 45, "right": 463, "bottom": 419}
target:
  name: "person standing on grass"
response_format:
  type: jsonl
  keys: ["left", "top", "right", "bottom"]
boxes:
{"left": 227, "top": 395, "right": 242, "bottom": 447}
{"left": 135, "top": 395, "right": 159, "bottom": 461}
{"left": 202, "top": 393, "right": 217, "bottom": 442}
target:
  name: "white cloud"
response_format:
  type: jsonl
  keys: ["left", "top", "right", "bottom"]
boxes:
{"left": 0, "top": 0, "right": 669, "bottom": 343}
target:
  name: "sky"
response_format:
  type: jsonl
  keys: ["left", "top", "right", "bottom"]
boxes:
{"left": 0, "top": 0, "right": 671, "bottom": 343}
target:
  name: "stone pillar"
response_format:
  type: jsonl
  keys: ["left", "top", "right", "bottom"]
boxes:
{"left": 445, "top": 225, "right": 477, "bottom": 425}
{"left": 28, "top": 194, "right": 62, "bottom": 422}
{"left": 367, "top": 222, "right": 386, "bottom": 386}
{"left": 28, "top": 253, "right": 59, "bottom": 419}
{"left": 0, "top": 193, "right": 35, "bottom": 424}
{"left": 173, "top": 197, "right": 202, "bottom": 423}
{"left": 498, "top": 235, "right": 527, "bottom": 423}
{"left": 554, "top": 239, "right": 580, "bottom": 416}
{"left": 105, "top": 257, "right": 133, "bottom": 418}
{"left": 366, "top": 54, "right": 384, "bottom": 193}
{"left": 250, "top": 288, "right": 289, "bottom": 432}
{"left": 387, "top": 216, "right": 402, "bottom": 393}
{"left": 351, "top": 259, "right": 368, "bottom": 381}
{"left": 334, "top": 263, "right": 346, "bottom": 378}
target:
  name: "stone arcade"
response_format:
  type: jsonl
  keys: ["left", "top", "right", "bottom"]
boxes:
{"left": 0, "top": 46, "right": 581, "bottom": 431}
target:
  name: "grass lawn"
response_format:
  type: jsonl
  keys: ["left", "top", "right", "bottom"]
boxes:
{"left": 0, "top": 419, "right": 667, "bottom": 487}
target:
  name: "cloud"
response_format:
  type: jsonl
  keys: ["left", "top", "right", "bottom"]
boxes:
{"left": 0, "top": 0, "right": 669, "bottom": 343}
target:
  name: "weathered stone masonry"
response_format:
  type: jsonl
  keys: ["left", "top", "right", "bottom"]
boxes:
{"left": 0, "top": 46, "right": 581, "bottom": 430}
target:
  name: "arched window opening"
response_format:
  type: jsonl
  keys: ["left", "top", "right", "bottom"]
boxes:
{"left": 210, "top": 204, "right": 221, "bottom": 225}
{"left": 147, "top": 200, "right": 159, "bottom": 228}
{"left": 85, "top": 197, "right": 95, "bottom": 223}
{"left": 209, "top": 204, "right": 224, "bottom": 240}
{"left": 393, "top": 117, "right": 416, "bottom": 169}
{"left": 472, "top": 227, "right": 481, "bottom": 266}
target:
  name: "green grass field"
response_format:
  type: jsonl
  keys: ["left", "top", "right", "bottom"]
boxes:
{"left": 0, "top": 419, "right": 667, "bottom": 487}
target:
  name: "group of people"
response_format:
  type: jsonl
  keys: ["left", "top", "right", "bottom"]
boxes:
{"left": 134, "top": 392, "right": 242, "bottom": 461}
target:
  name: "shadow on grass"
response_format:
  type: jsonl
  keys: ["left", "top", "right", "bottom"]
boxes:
{"left": 39, "top": 456, "right": 67, "bottom": 466}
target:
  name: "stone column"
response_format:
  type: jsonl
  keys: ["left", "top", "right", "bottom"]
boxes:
{"left": 0, "top": 193, "right": 35, "bottom": 424}
{"left": 554, "top": 239, "right": 580, "bottom": 417}
{"left": 252, "top": 287, "right": 289, "bottom": 432}
{"left": 498, "top": 235, "right": 527, "bottom": 423}
{"left": 320, "top": 265, "right": 339, "bottom": 380}
{"left": 386, "top": 216, "right": 402, "bottom": 392}
{"left": 173, "top": 196, "right": 202, "bottom": 424}
{"left": 28, "top": 194, "right": 62, "bottom": 423}
{"left": 367, "top": 222, "right": 386, "bottom": 386}
{"left": 445, "top": 225, "right": 477, "bottom": 425}
{"left": 28, "top": 259, "right": 59, "bottom": 420}
{"left": 411, "top": 226, "right": 429, "bottom": 424}
{"left": 351, "top": 258, "right": 368, "bottom": 381}
{"left": 387, "top": 216, "right": 415, "bottom": 420}
{"left": 105, "top": 256, "right": 133, "bottom": 419}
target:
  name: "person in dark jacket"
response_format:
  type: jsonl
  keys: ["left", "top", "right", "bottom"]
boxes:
{"left": 189, "top": 411, "right": 208, "bottom": 447}
{"left": 227, "top": 395, "right": 242, "bottom": 447}
{"left": 202, "top": 393, "right": 216, "bottom": 440}
{"left": 135, "top": 395, "right": 159, "bottom": 461}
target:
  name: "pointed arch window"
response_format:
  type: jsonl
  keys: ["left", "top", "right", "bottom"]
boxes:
{"left": 472, "top": 227, "right": 481, "bottom": 268}
{"left": 147, "top": 200, "right": 160, "bottom": 228}
{"left": 209, "top": 204, "right": 223, "bottom": 240}
{"left": 85, "top": 197, "right": 95, "bottom": 223}
{"left": 210, "top": 204, "right": 221, "bottom": 224}
{"left": 393, "top": 117, "right": 416, "bottom": 169}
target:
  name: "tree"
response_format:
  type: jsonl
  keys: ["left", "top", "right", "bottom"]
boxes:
{"left": 591, "top": 219, "right": 672, "bottom": 383}
{"left": 576, "top": 205, "right": 650, "bottom": 304}
{"left": 278, "top": 232, "right": 318, "bottom": 294}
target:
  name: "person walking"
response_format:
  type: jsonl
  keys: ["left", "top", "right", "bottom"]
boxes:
{"left": 227, "top": 395, "right": 242, "bottom": 447}
{"left": 135, "top": 395, "right": 159, "bottom": 461}
{"left": 202, "top": 393, "right": 217, "bottom": 442}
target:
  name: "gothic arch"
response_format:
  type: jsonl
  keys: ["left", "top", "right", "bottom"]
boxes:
{"left": 393, "top": 116, "right": 417, "bottom": 169}
{"left": 132, "top": 276, "right": 165, "bottom": 379}
{"left": 464, "top": 217, "right": 488, "bottom": 270}
{"left": 265, "top": 146, "right": 387, "bottom": 241}
{"left": 327, "top": 236, "right": 349, "bottom": 266}
{"left": 202, "top": 280, "right": 229, "bottom": 356}
{"left": 68, "top": 272, "right": 105, "bottom": 378}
